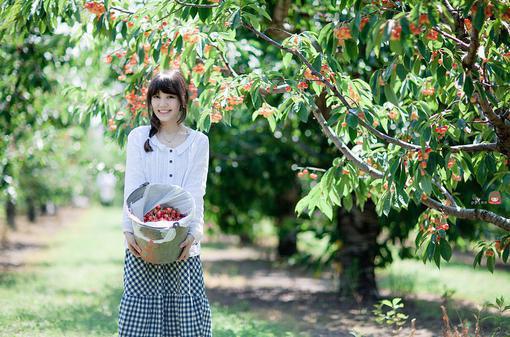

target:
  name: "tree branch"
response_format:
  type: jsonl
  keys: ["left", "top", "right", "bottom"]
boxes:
{"left": 243, "top": 20, "right": 510, "bottom": 232}
{"left": 441, "top": 0, "right": 466, "bottom": 40}
{"left": 432, "top": 27, "right": 469, "bottom": 50}
{"left": 462, "top": 25, "right": 480, "bottom": 69}
{"left": 433, "top": 179, "right": 457, "bottom": 207}
{"left": 174, "top": 0, "right": 222, "bottom": 8}
{"left": 210, "top": 44, "right": 238, "bottom": 77}
{"left": 421, "top": 197, "right": 510, "bottom": 232}
{"left": 476, "top": 95, "right": 510, "bottom": 157}
{"left": 242, "top": 21, "right": 500, "bottom": 157}
{"left": 110, "top": 6, "right": 135, "bottom": 15}
{"left": 449, "top": 142, "right": 498, "bottom": 153}
{"left": 314, "top": 107, "right": 510, "bottom": 232}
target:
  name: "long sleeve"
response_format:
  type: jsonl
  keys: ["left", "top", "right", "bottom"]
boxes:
{"left": 182, "top": 135, "right": 209, "bottom": 243}
{"left": 122, "top": 129, "right": 146, "bottom": 234}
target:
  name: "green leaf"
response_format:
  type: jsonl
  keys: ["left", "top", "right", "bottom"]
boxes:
{"left": 329, "top": 185, "right": 341, "bottom": 206}
{"left": 230, "top": 9, "right": 241, "bottom": 29}
{"left": 312, "top": 54, "right": 322, "bottom": 72}
{"left": 434, "top": 244, "right": 441, "bottom": 268}
{"left": 384, "top": 85, "right": 399, "bottom": 106}
{"left": 440, "top": 239, "right": 452, "bottom": 261}
{"left": 416, "top": 40, "right": 430, "bottom": 62}
{"left": 419, "top": 175, "right": 432, "bottom": 195}
{"left": 247, "top": 3, "right": 272, "bottom": 22}
{"left": 487, "top": 254, "right": 495, "bottom": 273}
{"left": 424, "top": 239, "right": 434, "bottom": 262}
{"left": 346, "top": 112, "right": 358, "bottom": 129}
{"left": 382, "top": 192, "right": 391, "bottom": 216}
{"left": 475, "top": 157, "right": 488, "bottom": 186}
{"left": 473, "top": 249, "right": 484, "bottom": 268}
{"left": 396, "top": 64, "right": 406, "bottom": 81}
{"left": 343, "top": 193, "right": 353, "bottom": 211}
{"left": 297, "top": 102, "right": 309, "bottom": 122}
{"left": 436, "top": 66, "right": 446, "bottom": 87}
{"left": 295, "top": 195, "right": 310, "bottom": 216}
{"left": 464, "top": 75, "right": 474, "bottom": 98}
{"left": 283, "top": 53, "right": 293, "bottom": 69}
{"left": 198, "top": 7, "right": 210, "bottom": 22}
{"left": 318, "top": 198, "right": 333, "bottom": 220}
{"left": 267, "top": 114, "right": 276, "bottom": 132}
{"left": 473, "top": 4, "right": 485, "bottom": 31}
{"left": 344, "top": 39, "right": 358, "bottom": 60}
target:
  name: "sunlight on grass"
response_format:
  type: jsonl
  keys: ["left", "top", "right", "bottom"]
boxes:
{"left": 377, "top": 257, "right": 510, "bottom": 304}
{"left": 0, "top": 205, "right": 310, "bottom": 337}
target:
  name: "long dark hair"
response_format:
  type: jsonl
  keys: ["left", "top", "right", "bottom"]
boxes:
{"left": 144, "top": 69, "right": 189, "bottom": 152}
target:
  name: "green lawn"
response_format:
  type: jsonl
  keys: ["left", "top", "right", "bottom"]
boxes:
{"left": 377, "top": 250, "right": 510, "bottom": 305}
{"left": 298, "top": 229, "right": 510, "bottom": 305}
{"left": 0, "top": 205, "right": 308, "bottom": 337}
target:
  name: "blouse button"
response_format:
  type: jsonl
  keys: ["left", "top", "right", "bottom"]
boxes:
{"left": 169, "top": 160, "right": 173, "bottom": 163}
{"left": 169, "top": 174, "right": 173, "bottom": 177}
{"left": 169, "top": 149, "right": 173, "bottom": 153}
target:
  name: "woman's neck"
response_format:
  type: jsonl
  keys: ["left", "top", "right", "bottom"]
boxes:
{"left": 159, "top": 122, "right": 186, "bottom": 135}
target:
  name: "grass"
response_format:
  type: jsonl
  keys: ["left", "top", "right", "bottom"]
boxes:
{"left": 377, "top": 253, "right": 510, "bottom": 305}
{"left": 295, "top": 229, "right": 510, "bottom": 305}
{"left": 0, "top": 205, "right": 309, "bottom": 337}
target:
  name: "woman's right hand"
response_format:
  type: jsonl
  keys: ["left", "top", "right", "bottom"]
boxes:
{"left": 124, "top": 232, "right": 142, "bottom": 257}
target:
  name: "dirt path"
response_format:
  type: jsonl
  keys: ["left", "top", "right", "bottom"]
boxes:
{"left": 1, "top": 209, "right": 506, "bottom": 337}
{"left": 201, "top": 243, "right": 428, "bottom": 336}
{"left": 0, "top": 207, "right": 87, "bottom": 272}
{"left": 201, "top": 242, "right": 509, "bottom": 337}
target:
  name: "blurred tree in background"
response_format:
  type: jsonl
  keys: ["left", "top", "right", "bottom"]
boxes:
{"left": 1, "top": 0, "right": 510, "bottom": 302}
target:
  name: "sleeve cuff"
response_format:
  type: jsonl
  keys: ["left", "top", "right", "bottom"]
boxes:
{"left": 188, "top": 224, "right": 203, "bottom": 243}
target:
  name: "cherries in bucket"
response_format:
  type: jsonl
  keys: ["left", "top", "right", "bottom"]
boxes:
{"left": 143, "top": 204, "right": 185, "bottom": 222}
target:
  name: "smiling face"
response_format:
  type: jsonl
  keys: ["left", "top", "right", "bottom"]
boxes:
{"left": 150, "top": 90, "right": 182, "bottom": 124}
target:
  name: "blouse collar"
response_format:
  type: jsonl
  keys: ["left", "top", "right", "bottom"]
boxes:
{"left": 149, "top": 126, "right": 197, "bottom": 155}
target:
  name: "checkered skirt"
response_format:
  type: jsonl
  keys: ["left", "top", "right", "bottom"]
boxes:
{"left": 118, "top": 249, "right": 212, "bottom": 337}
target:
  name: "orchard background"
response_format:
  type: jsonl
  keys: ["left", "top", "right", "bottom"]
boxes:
{"left": 1, "top": 0, "right": 510, "bottom": 336}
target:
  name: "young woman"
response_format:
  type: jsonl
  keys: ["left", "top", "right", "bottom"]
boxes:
{"left": 118, "top": 69, "right": 212, "bottom": 336}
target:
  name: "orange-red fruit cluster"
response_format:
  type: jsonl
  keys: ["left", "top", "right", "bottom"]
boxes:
{"left": 421, "top": 87, "right": 435, "bottom": 96}
{"left": 334, "top": 26, "right": 352, "bottom": 43}
{"left": 426, "top": 29, "right": 438, "bottom": 40}
{"left": 143, "top": 204, "right": 185, "bottom": 222}
{"left": 298, "top": 81, "right": 308, "bottom": 90}
{"left": 257, "top": 103, "right": 276, "bottom": 118}
{"left": 359, "top": 17, "right": 369, "bottom": 30}
{"left": 297, "top": 169, "right": 318, "bottom": 180}
{"left": 391, "top": 25, "right": 402, "bottom": 40}
{"left": 434, "top": 125, "right": 449, "bottom": 139}
{"left": 84, "top": 1, "right": 105, "bottom": 17}
{"left": 125, "top": 88, "right": 148, "bottom": 113}
{"left": 183, "top": 27, "right": 200, "bottom": 44}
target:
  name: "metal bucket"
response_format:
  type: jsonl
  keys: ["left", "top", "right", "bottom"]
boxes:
{"left": 126, "top": 182, "right": 196, "bottom": 264}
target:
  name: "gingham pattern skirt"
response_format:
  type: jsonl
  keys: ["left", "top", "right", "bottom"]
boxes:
{"left": 118, "top": 249, "right": 212, "bottom": 337}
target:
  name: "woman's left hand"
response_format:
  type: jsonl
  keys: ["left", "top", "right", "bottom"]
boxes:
{"left": 177, "top": 234, "right": 195, "bottom": 261}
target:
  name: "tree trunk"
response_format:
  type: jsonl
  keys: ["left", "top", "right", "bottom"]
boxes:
{"left": 40, "top": 202, "right": 48, "bottom": 215}
{"left": 275, "top": 185, "right": 300, "bottom": 257}
{"left": 268, "top": 0, "right": 292, "bottom": 40}
{"left": 27, "top": 196, "right": 36, "bottom": 223}
{"left": 336, "top": 198, "right": 381, "bottom": 302}
{"left": 276, "top": 217, "right": 297, "bottom": 257}
{"left": 239, "top": 232, "right": 253, "bottom": 245}
{"left": 5, "top": 199, "right": 16, "bottom": 230}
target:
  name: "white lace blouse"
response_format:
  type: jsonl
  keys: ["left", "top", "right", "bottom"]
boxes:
{"left": 121, "top": 124, "right": 209, "bottom": 257}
